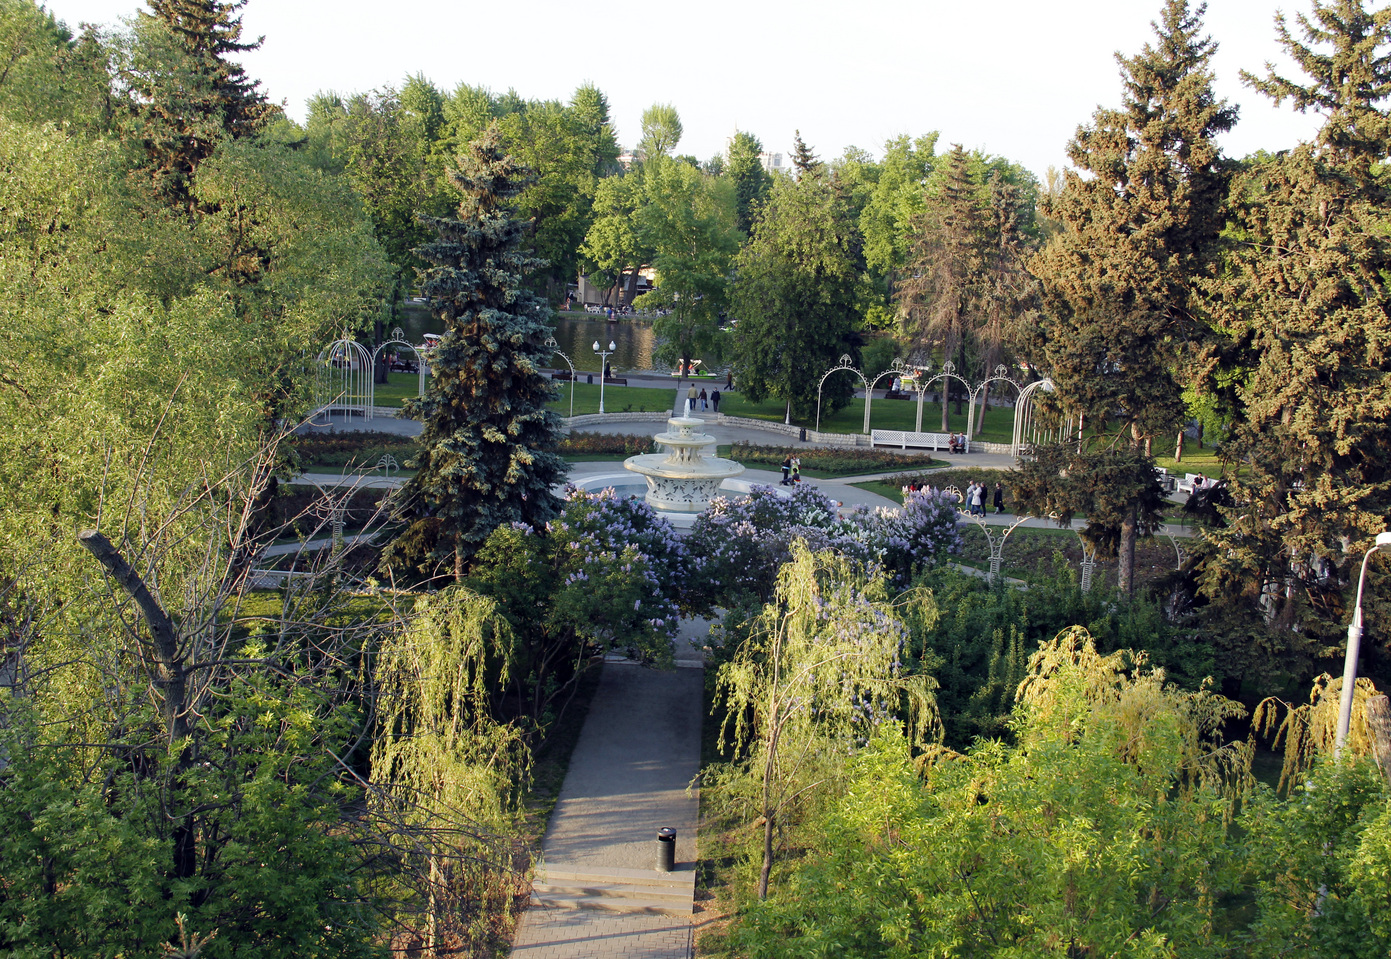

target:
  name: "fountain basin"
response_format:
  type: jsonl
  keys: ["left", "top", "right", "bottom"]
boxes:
{"left": 622, "top": 411, "right": 746, "bottom": 517}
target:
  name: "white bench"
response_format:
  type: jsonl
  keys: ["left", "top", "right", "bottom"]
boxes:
{"left": 871, "top": 429, "right": 968, "bottom": 453}
{"left": 1174, "top": 473, "right": 1206, "bottom": 495}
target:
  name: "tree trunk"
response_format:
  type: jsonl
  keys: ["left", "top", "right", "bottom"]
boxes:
{"left": 624, "top": 266, "right": 641, "bottom": 306}
{"left": 1118, "top": 502, "right": 1137, "bottom": 597}
{"left": 758, "top": 813, "right": 774, "bottom": 900}
{"left": 1175, "top": 429, "right": 1184, "bottom": 463}
{"left": 976, "top": 382, "right": 990, "bottom": 436}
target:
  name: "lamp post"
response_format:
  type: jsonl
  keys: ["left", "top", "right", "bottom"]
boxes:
{"left": 1336, "top": 530, "right": 1391, "bottom": 755}
{"left": 592, "top": 339, "right": 615, "bottom": 414}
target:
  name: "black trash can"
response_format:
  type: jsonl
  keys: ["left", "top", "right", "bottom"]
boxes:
{"left": 799, "top": 428, "right": 807, "bottom": 442}
{"left": 587, "top": 373, "right": 594, "bottom": 385}
{"left": 655, "top": 827, "right": 676, "bottom": 872}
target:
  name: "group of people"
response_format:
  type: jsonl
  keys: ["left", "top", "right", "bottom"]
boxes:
{"left": 964, "top": 480, "right": 1005, "bottom": 516}
{"left": 685, "top": 384, "right": 721, "bottom": 413}
{"left": 780, "top": 455, "right": 802, "bottom": 485}
{"left": 948, "top": 432, "right": 968, "bottom": 454}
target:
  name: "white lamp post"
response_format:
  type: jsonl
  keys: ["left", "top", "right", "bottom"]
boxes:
{"left": 1335, "top": 530, "right": 1391, "bottom": 755}
{"left": 592, "top": 340, "right": 616, "bottom": 414}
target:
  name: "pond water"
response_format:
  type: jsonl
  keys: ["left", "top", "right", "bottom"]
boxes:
{"left": 392, "top": 304, "right": 662, "bottom": 374}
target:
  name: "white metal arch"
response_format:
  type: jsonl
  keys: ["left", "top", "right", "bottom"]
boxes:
{"left": 965, "top": 365, "right": 1024, "bottom": 442}
{"left": 909, "top": 360, "right": 973, "bottom": 434}
{"left": 545, "top": 335, "right": 577, "bottom": 419}
{"left": 1011, "top": 377, "right": 1056, "bottom": 457}
{"left": 815, "top": 355, "right": 869, "bottom": 434}
{"left": 863, "top": 358, "right": 917, "bottom": 433}
{"left": 369, "top": 326, "right": 427, "bottom": 410}
{"left": 315, "top": 336, "right": 373, "bottom": 421}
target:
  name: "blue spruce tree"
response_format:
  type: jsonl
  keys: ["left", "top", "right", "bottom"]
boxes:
{"left": 401, "top": 125, "right": 567, "bottom": 579}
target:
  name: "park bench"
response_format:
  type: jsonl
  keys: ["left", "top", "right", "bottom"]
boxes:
{"left": 871, "top": 429, "right": 967, "bottom": 453}
{"left": 883, "top": 390, "right": 913, "bottom": 400}
{"left": 550, "top": 371, "right": 573, "bottom": 380}
{"left": 1173, "top": 473, "right": 1207, "bottom": 495}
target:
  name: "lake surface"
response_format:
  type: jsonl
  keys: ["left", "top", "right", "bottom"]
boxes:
{"left": 393, "top": 304, "right": 662, "bottom": 374}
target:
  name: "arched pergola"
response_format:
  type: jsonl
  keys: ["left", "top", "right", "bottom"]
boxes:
{"left": 545, "top": 335, "right": 577, "bottom": 419}
{"left": 315, "top": 335, "right": 373, "bottom": 421}
{"left": 815, "top": 355, "right": 869, "bottom": 434}
{"left": 1011, "top": 377, "right": 1057, "bottom": 456}
{"left": 370, "top": 326, "right": 427, "bottom": 406}
{"left": 863, "top": 358, "right": 917, "bottom": 433}
{"left": 908, "top": 360, "right": 973, "bottom": 434}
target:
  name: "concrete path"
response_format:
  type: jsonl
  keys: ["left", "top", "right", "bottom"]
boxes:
{"left": 510, "top": 619, "right": 709, "bottom": 958}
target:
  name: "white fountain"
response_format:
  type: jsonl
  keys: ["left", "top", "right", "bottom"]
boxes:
{"left": 623, "top": 406, "right": 745, "bottom": 515}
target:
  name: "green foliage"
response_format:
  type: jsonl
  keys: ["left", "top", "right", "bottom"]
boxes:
{"left": 729, "top": 628, "right": 1251, "bottom": 958}
{"left": 730, "top": 157, "right": 865, "bottom": 420}
{"left": 710, "top": 545, "right": 939, "bottom": 898}
{"left": 463, "top": 490, "right": 686, "bottom": 728}
{"left": 397, "top": 124, "right": 568, "bottom": 578}
{"left": 555, "top": 431, "right": 657, "bottom": 456}
{"left": 1197, "top": 0, "right": 1391, "bottom": 651}
{"left": 634, "top": 156, "right": 741, "bottom": 370}
{"left": 913, "top": 564, "right": 1217, "bottom": 748}
{"left": 1240, "top": 755, "right": 1391, "bottom": 958}
{"left": 123, "top": 0, "right": 278, "bottom": 210}
{"left": 1012, "top": 442, "right": 1169, "bottom": 560}
{"left": 0, "top": 681, "right": 383, "bottom": 959}
{"left": 724, "top": 130, "right": 772, "bottom": 235}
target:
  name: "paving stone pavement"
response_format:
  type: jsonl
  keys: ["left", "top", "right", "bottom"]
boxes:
{"left": 510, "top": 910, "right": 693, "bottom": 958}
{"left": 509, "top": 619, "right": 708, "bottom": 959}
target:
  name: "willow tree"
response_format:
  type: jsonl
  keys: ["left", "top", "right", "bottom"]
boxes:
{"left": 1029, "top": 0, "right": 1235, "bottom": 594}
{"left": 712, "top": 544, "right": 939, "bottom": 900}
{"left": 399, "top": 124, "right": 567, "bottom": 579}
{"left": 370, "top": 587, "right": 529, "bottom": 952}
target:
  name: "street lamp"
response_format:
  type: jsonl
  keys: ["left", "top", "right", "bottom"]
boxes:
{"left": 1335, "top": 530, "right": 1391, "bottom": 755}
{"left": 592, "top": 339, "right": 616, "bottom": 414}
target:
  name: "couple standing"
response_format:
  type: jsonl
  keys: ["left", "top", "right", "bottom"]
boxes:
{"left": 965, "top": 480, "right": 1005, "bottom": 516}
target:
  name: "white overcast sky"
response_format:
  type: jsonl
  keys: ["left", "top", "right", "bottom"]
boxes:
{"left": 54, "top": 0, "right": 1333, "bottom": 180}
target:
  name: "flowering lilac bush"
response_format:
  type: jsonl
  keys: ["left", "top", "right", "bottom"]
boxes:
{"left": 465, "top": 488, "right": 687, "bottom": 726}
{"left": 687, "top": 485, "right": 961, "bottom": 607}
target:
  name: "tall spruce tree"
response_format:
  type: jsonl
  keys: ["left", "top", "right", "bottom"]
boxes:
{"left": 400, "top": 125, "right": 567, "bottom": 579}
{"left": 897, "top": 145, "right": 989, "bottom": 430}
{"left": 127, "top": 0, "right": 275, "bottom": 209}
{"left": 1029, "top": 0, "right": 1235, "bottom": 594}
{"left": 1197, "top": 0, "right": 1391, "bottom": 659}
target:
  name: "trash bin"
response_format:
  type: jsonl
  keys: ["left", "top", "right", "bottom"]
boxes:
{"left": 655, "top": 827, "right": 676, "bottom": 872}
{"left": 586, "top": 373, "right": 594, "bottom": 385}
{"left": 798, "top": 428, "right": 807, "bottom": 442}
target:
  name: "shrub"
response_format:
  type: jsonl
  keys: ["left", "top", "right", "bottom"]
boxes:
{"left": 557, "top": 431, "right": 658, "bottom": 456}
{"left": 729, "top": 442, "right": 938, "bottom": 475}
{"left": 288, "top": 431, "right": 421, "bottom": 470}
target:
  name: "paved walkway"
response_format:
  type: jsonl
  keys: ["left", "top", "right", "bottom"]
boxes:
{"left": 510, "top": 618, "right": 709, "bottom": 958}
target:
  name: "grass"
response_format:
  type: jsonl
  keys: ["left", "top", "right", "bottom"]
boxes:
{"left": 547, "top": 380, "right": 676, "bottom": 415}
{"left": 716, "top": 391, "right": 1018, "bottom": 441}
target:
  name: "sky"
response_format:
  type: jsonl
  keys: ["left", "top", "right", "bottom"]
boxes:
{"left": 53, "top": 0, "right": 1331, "bottom": 180}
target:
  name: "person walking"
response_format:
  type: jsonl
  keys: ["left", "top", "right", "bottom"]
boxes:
{"left": 781, "top": 455, "right": 792, "bottom": 485}
{"left": 970, "top": 482, "right": 985, "bottom": 516}
{"left": 993, "top": 481, "right": 1005, "bottom": 514}
{"left": 725, "top": 370, "right": 733, "bottom": 390}
{"left": 686, "top": 383, "right": 697, "bottom": 414}
{"left": 699, "top": 387, "right": 708, "bottom": 411}
{"left": 791, "top": 457, "right": 802, "bottom": 484}
{"left": 711, "top": 388, "right": 720, "bottom": 413}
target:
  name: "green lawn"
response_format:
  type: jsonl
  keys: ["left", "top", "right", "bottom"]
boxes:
{"left": 547, "top": 381, "right": 675, "bottom": 415}
{"left": 369, "top": 372, "right": 675, "bottom": 416}
{"left": 717, "top": 391, "right": 1018, "bottom": 442}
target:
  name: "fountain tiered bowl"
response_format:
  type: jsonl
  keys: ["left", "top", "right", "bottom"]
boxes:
{"left": 623, "top": 412, "right": 745, "bottom": 513}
